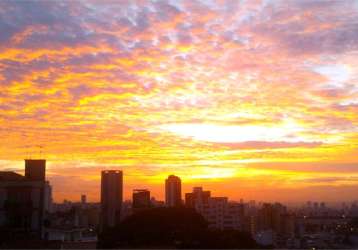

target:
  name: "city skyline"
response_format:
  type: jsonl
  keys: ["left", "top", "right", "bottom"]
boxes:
{"left": 4, "top": 160, "right": 358, "bottom": 205}
{"left": 2, "top": 159, "right": 358, "bottom": 249}
{"left": 0, "top": 0, "right": 358, "bottom": 203}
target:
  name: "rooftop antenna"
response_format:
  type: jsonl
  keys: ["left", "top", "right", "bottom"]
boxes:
{"left": 27, "top": 145, "right": 32, "bottom": 159}
{"left": 25, "top": 145, "right": 29, "bottom": 159}
{"left": 23, "top": 132, "right": 31, "bottom": 159}
{"left": 37, "top": 145, "right": 43, "bottom": 159}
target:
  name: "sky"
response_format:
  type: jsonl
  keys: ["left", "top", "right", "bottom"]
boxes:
{"left": 0, "top": 0, "right": 357, "bottom": 203}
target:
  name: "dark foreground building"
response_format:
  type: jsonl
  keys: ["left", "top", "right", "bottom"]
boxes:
{"left": 0, "top": 159, "right": 52, "bottom": 238}
{"left": 132, "top": 189, "right": 151, "bottom": 210}
{"left": 100, "top": 170, "right": 123, "bottom": 230}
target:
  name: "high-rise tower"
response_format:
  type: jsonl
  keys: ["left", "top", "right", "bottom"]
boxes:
{"left": 100, "top": 170, "right": 123, "bottom": 230}
{"left": 165, "top": 175, "right": 181, "bottom": 207}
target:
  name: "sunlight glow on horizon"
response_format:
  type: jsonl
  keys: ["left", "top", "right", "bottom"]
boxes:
{"left": 158, "top": 121, "right": 316, "bottom": 143}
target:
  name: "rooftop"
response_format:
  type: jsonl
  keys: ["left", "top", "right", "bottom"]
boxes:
{"left": 0, "top": 171, "right": 25, "bottom": 181}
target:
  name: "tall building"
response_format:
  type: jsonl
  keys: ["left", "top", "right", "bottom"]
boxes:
{"left": 25, "top": 159, "right": 46, "bottom": 181}
{"left": 165, "top": 175, "right": 181, "bottom": 207}
{"left": 0, "top": 159, "right": 52, "bottom": 238}
{"left": 100, "top": 170, "right": 123, "bottom": 230}
{"left": 132, "top": 189, "right": 151, "bottom": 210}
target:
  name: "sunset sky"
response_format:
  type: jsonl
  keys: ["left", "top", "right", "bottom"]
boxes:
{"left": 0, "top": 0, "right": 357, "bottom": 203}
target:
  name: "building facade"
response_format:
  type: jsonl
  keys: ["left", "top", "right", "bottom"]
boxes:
{"left": 185, "top": 186, "right": 211, "bottom": 208}
{"left": 132, "top": 189, "right": 151, "bottom": 210}
{"left": 253, "top": 203, "right": 296, "bottom": 247}
{"left": 185, "top": 187, "right": 244, "bottom": 230}
{"left": 165, "top": 175, "right": 182, "bottom": 207}
{"left": 0, "top": 159, "right": 52, "bottom": 238}
{"left": 100, "top": 170, "right": 123, "bottom": 230}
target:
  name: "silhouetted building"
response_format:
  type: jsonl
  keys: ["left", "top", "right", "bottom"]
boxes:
{"left": 121, "top": 200, "right": 133, "bottom": 220}
{"left": 185, "top": 187, "right": 211, "bottom": 207}
{"left": 258, "top": 203, "right": 287, "bottom": 233}
{"left": 255, "top": 202, "right": 295, "bottom": 246}
{"left": 150, "top": 197, "right": 165, "bottom": 207}
{"left": 185, "top": 187, "right": 244, "bottom": 230}
{"left": 165, "top": 175, "right": 181, "bottom": 207}
{"left": 100, "top": 170, "right": 123, "bottom": 230}
{"left": 0, "top": 159, "right": 52, "bottom": 238}
{"left": 25, "top": 159, "right": 46, "bottom": 181}
{"left": 132, "top": 189, "right": 150, "bottom": 209}
{"left": 81, "top": 194, "right": 86, "bottom": 204}
{"left": 204, "top": 197, "right": 244, "bottom": 230}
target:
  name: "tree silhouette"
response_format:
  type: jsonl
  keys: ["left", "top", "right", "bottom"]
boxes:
{"left": 98, "top": 207, "right": 258, "bottom": 249}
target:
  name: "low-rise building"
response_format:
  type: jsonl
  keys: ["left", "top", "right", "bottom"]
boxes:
{"left": 185, "top": 187, "right": 244, "bottom": 230}
{"left": 132, "top": 189, "right": 151, "bottom": 210}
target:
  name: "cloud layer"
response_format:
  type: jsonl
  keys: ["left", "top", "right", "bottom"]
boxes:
{"left": 0, "top": 0, "right": 357, "bottom": 202}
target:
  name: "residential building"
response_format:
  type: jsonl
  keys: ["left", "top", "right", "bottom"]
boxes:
{"left": 185, "top": 187, "right": 244, "bottom": 230}
{"left": 0, "top": 159, "right": 52, "bottom": 238}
